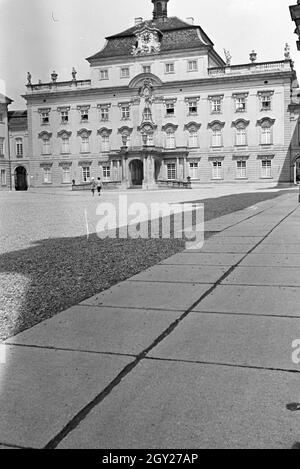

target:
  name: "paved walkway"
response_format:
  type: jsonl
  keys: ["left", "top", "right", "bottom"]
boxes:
{"left": 1, "top": 191, "right": 300, "bottom": 449}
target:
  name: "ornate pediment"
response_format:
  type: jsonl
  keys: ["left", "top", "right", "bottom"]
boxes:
{"left": 132, "top": 25, "right": 162, "bottom": 56}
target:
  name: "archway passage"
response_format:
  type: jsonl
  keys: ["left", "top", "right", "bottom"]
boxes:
{"left": 15, "top": 166, "right": 28, "bottom": 191}
{"left": 129, "top": 159, "right": 143, "bottom": 187}
{"left": 295, "top": 158, "right": 300, "bottom": 184}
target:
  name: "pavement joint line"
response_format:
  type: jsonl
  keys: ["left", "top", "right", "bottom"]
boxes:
{"left": 43, "top": 203, "right": 299, "bottom": 450}
{"left": 0, "top": 441, "right": 33, "bottom": 449}
{"left": 185, "top": 310, "right": 300, "bottom": 320}
{"left": 4, "top": 342, "right": 137, "bottom": 359}
{"left": 144, "top": 356, "right": 300, "bottom": 375}
{"left": 81, "top": 304, "right": 186, "bottom": 313}
{"left": 220, "top": 283, "right": 300, "bottom": 288}
{"left": 127, "top": 279, "right": 215, "bottom": 285}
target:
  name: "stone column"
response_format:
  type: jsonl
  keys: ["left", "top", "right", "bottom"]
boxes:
{"left": 176, "top": 157, "right": 180, "bottom": 181}
{"left": 117, "top": 160, "right": 120, "bottom": 181}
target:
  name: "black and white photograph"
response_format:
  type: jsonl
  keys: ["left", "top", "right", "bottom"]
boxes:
{"left": 1, "top": 0, "right": 300, "bottom": 453}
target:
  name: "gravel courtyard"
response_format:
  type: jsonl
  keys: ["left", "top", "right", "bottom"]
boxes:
{"left": 0, "top": 184, "right": 295, "bottom": 341}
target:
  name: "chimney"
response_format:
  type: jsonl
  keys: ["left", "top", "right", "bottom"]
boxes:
{"left": 134, "top": 17, "right": 143, "bottom": 26}
{"left": 186, "top": 17, "right": 194, "bottom": 25}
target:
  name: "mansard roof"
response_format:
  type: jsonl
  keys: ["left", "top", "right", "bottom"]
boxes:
{"left": 8, "top": 110, "right": 27, "bottom": 130}
{"left": 87, "top": 16, "right": 218, "bottom": 62}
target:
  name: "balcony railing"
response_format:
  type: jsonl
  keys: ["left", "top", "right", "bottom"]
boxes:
{"left": 208, "top": 60, "right": 291, "bottom": 77}
{"left": 26, "top": 79, "right": 92, "bottom": 93}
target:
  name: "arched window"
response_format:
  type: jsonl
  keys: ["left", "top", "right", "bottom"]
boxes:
{"left": 77, "top": 129, "right": 92, "bottom": 153}
{"left": 39, "top": 132, "right": 52, "bottom": 155}
{"left": 98, "top": 128, "right": 112, "bottom": 152}
{"left": 185, "top": 123, "right": 201, "bottom": 148}
{"left": 57, "top": 131, "right": 72, "bottom": 154}
{"left": 162, "top": 124, "right": 178, "bottom": 150}
{"left": 258, "top": 118, "right": 275, "bottom": 145}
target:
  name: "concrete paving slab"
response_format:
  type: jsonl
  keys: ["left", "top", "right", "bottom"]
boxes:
{"left": 254, "top": 243, "right": 300, "bottom": 254}
{"left": 222, "top": 266, "right": 300, "bottom": 287}
{"left": 239, "top": 253, "right": 300, "bottom": 267}
{"left": 210, "top": 236, "right": 263, "bottom": 244}
{"left": 0, "top": 345, "right": 132, "bottom": 448}
{"left": 128, "top": 265, "right": 227, "bottom": 284}
{"left": 6, "top": 306, "right": 182, "bottom": 356}
{"left": 160, "top": 252, "right": 244, "bottom": 266}
{"left": 149, "top": 313, "right": 300, "bottom": 371}
{"left": 57, "top": 360, "right": 300, "bottom": 449}
{"left": 198, "top": 242, "right": 255, "bottom": 253}
{"left": 192, "top": 285, "right": 300, "bottom": 316}
{"left": 81, "top": 281, "right": 213, "bottom": 311}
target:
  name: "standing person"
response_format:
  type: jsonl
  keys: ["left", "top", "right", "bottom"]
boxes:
{"left": 90, "top": 177, "right": 96, "bottom": 197}
{"left": 97, "top": 177, "right": 102, "bottom": 196}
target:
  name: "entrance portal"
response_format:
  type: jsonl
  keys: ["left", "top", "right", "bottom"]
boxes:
{"left": 15, "top": 166, "right": 28, "bottom": 191}
{"left": 129, "top": 159, "right": 143, "bottom": 187}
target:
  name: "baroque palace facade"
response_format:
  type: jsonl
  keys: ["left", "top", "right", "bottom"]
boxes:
{"left": 2, "top": 0, "right": 300, "bottom": 191}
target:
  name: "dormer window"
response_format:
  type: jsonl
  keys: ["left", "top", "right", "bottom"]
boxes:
{"left": 165, "top": 63, "right": 175, "bottom": 74}
{"left": 120, "top": 67, "right": 130, "bottom": 78}
{"left": 188, "top": 60, "right": 198, "bottom": 72}
{"left": 100, "top": 69, "right": 109, "bottom": 80}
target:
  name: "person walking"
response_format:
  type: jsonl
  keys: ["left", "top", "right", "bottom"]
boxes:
{"left": 90, "top": 177, "right": 96, "bottom": 197}
{"left": 97, "top": 177, "right": 102, "bottom": 196}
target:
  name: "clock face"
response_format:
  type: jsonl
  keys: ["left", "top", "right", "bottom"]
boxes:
{"left": 142, "top": 33, "right": 151, "bottom": 43}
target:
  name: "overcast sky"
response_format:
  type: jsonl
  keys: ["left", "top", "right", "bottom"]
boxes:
{"left": 0, "top": 0, "right": 299, "bottom": 109}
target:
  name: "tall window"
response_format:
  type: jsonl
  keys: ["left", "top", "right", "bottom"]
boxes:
{"left": 42, "top": 136, "right": 51, "bottom": 155}
{"left": 121, "top": 105, "right": 130, "bottom": 120}
{"left": 43, "top": 167, "right": 51, "bottom": 184}
{"left": 62, "top": 167, "right": 71, "bottom": 183}
{"left": 102, "top": 165, "right": 111, "bottom": 181}
{"left": 165, "top": 63, "right": 175, "bottom": 74}
{"left": 165, "top": 129, "right": 175, "bottom": 149}
{"left": 16, "top": 138, "right": 23, "bottom": 157}
{"left": 236, "top": 125, "right": 247, "bottom": 146}
{"left": 61, "top": 136, "right": 70, "bottom": 154}
{"left": 0, "top": 113, "right": 3, "bottom": 122}
{"left": 100, "top": 69, "right": 109, "bottom": 80}
{"left": 167, "top": 163, "right": 176, "bottom": 180}
{"left": 261, "top": 160, "right": 272, "bottom": 178}
{"left": 0, "top": 138, "right": 4, "bottom": 156}
{"left": 236, "top": 160, "right": 247, "bottom": 179}
{"left": 1, "top": 169, "right": 6, "bottom": 185}
{"left": 211, "top": 126, "right": 223, "bottom": 147}
{"left": 212, "top": 161, "right": 223, "bottom": 179}
{"left": 188, "top": 60, "right": 198, "bottom": 72}
{"left": 101, "top": 134, "right": 110, "bottom": 152}
{"left": 82, "top": 166, "right": 91, "bottom": 182}
{"left": 188, "top": 130, "right": 198, "bottom": 148}
{"left": 259, "top": 119, "right": 274, "bottom": 145}
{"left": 81, "top": 136, "right": 90, "bottom": 153}
{"left": 189, "top": 162, "right": 199, "bottom": 179}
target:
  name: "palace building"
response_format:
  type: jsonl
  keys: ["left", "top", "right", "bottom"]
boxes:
{"left": 3, "top": 0, "right": 300, "bottom": 190}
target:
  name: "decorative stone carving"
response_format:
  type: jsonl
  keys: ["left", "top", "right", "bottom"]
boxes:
{"left": 27, "top": 72, "right": 32, "bottom": 85}
{"left": 284, "top": 43, "right": 291, "bottom": 60}
{"left": 51, "top": 71, "right": 58, "bottom": 82}
{"left": 223, "top": 49, "right": 232, "bottom": 66}
{"left": 72, "top": 67, "right": 77, "bottom": 80}
{"left": 132, "top": 26, "right": 161, "bottom": 56}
